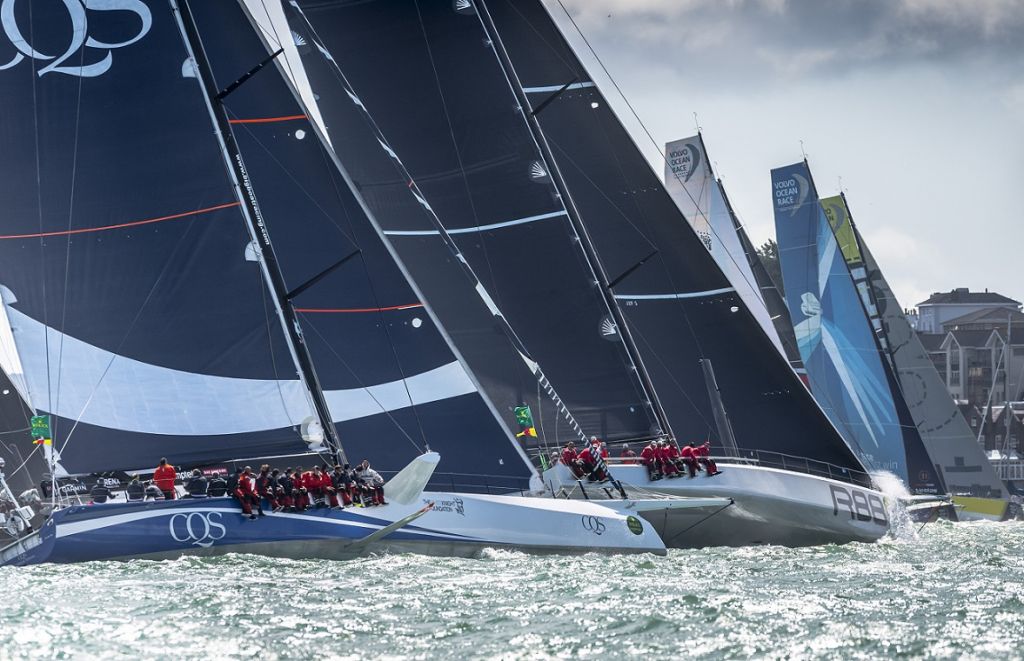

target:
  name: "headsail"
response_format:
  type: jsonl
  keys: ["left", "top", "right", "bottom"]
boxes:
{"left": 664, "top": 134, "right": 787, "bottom": 359}
{"left": 718, "top": 180, "right": 807, "bottom": 376}
{"left": 0, "top": 1, "right": 318, "bottom": 472}
{"left": 839, "top": 198, "right": 1005, "bottom": 501}
{"left": 772, "top": 162, "right": 909, "bottom": 481}
{"left": 820, "top": 195, "right": 944, "bottom": 493}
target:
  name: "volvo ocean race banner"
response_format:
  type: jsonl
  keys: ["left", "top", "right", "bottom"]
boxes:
{"left": 664, "top": 136, "right": 787, "bottom": 358}
{"left": 771, "top": 163, "right": 907, "bottom": 481}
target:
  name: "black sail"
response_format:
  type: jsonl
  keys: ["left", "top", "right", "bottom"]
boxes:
{"left": 477, "top": 0, "right": 868, "bottom": 478}
{"left": 719, "top": 181, "right": 806, "bottom": 375}
{"left": 183, "top": 0, "right": 536, "bottom": 491}
{"left": 0, "top": 1, "right": 320, "bottom": 472}
{"left": 280, "top": 0, "right": 659, "bottom": 444}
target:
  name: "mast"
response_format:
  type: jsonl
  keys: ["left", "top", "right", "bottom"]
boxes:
{"left": 172, "top": 0, "right": 345, "bottom": 464}
{"left": 474, "top": 0, "right": 672, "bottom": 442}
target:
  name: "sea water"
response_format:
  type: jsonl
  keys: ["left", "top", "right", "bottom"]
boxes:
{"left": 0, "top": 521, "right": 1022, "bottom": 660}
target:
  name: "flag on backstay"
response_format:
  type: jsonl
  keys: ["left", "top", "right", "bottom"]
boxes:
{"left": 30, "top": 415, "right": 51, "bottom": 445}
{"left": 514, "top": 405, "right": 537, "bottom": 438}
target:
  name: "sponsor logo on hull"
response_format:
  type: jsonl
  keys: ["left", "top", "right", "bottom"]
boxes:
{"left": 829, "top": 485, "right": 887, "bottom": 525}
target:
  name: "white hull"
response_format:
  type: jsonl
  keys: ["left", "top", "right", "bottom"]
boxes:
{"left": 542, "top": 463, "right": 890, "bottom": 548}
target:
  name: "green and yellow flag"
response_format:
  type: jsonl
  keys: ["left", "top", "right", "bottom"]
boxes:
{"left": 514, "top": 405, "right": 537, "bottom": 438}
{"left": 30, "top": 415, "right": 51, "bottom": 445}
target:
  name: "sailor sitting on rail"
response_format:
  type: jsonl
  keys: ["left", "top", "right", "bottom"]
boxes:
{"left": 89, "top": 478, "right": 113, "bottom": 504}
{"left": 185, "top": 469, "right": 208, "bottom": 498}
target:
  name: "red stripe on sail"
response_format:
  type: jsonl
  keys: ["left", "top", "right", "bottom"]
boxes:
{"left": 228, "top": 114, "right": 308, "bottom": 124}
{"left": 0, "top": 202, "right": 241, "bottom": 240}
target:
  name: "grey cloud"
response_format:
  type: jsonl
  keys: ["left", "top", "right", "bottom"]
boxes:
{"left": 556, "top": 0, "right": 1024, "bottom": 83}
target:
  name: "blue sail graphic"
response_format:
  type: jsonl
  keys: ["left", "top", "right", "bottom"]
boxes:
{"left": 772, "top": 162, "right": 908, "bottom": 480}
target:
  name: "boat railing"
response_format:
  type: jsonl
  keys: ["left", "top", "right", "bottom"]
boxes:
{"left": 991, "top": 459, "right": 1024, "bottom": 481}
{"left": 534, "top": 443, "right": 872, "bottom": 488}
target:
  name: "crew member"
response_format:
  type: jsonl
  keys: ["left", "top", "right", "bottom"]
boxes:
{"left": 679, "top": 442, "right": 699, "bottom": 478}
{"left": 330, "top": 465, "right": 352, "bottom": 507}
{"left": 90, "top": 477, "right": 113, "bottom": 504}
{"left": 291, "top": 467, "right": 309, "bottom": 511}
{"left": 619, "top": 444, "right": 638, "bottom": 464}
{"left": 640, "top": 441, "right": 661, "bottom": 480}
{"left": 560, "top": 442, "right": 584, "bottom": 478}
{"left": 153, "top": 457, "right": 177, "bottom": 500}
{"left": 185, "top": 469, "right": 208, "bottom": 498}
{"left": 234, "top": 466, "right": 262, "bottom": 519}
{"left": 255, "top": 465, "right": 279, "bottom": 511}
{"left": 581, "top": 438, "right": 609, "bottom": 482}
{"left": 208, "top": 473, "right": 228, "bottom": 498}
{"left": 308, "top": 465, "right": 328, "bottom": 508}
{"left": 661, "top": 442, "right": 681, "bottom": 478}
{"left": 278, "top": 468, "right": 295, "bottom": 511}
{"left": 125, "top": 475, "right": 145, "bottom": 501}
{"left": 696, "top": 442, "right": 720, "bottom": 476}
{"left": 358, "top": 460, "right": 386, "bottom": 506}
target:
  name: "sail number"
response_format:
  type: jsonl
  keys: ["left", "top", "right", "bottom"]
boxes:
{"left": 829, "top": 485, "right": 887, "bottom": 526}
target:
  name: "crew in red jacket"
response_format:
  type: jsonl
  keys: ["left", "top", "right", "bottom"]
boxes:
{"left": 663, "top": 442, "right": 682, "bottom": 478}
{"left": 561, "top": 442, "right": 584, "bottom": 478}
{"left": 255, "top": 464, "right": 279, "bottom": 512}
{"left": 656, "top": 441, "right": 680, "bottom": 478}
{"left": 619, "top": 444, "right": 638, "bottom": 464}
{"left": 679, "top": 443, "right": 699, "bottom": 478}
{"left": 696, "top": 442, "right": 720, "bottom": 476}
{"left": 292, "top": 466, "right": 309, "bottom": 511}
{"left": 153, "top": 458, "right": 177, "bottom": 500}
{"left": 640, "top": 441, "right": 660, "bottom": 480}
{"left": 234, "top": 466, "right": 262, "bottom": 519}
{"left": 307, "top": 465, "right": 327, "bottom": 507}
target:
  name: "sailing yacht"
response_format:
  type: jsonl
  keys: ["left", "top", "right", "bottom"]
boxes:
{"left": 0, "top": 0, "right": 670, "bottom": 565}
{"left": 820, "top": 193, "right": 1008, "bottom": 521}
{"left": 268, "top": 0, "right": 893, "bottom": 547}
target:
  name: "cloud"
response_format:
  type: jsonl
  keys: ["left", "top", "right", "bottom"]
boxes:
{"left": 556, "top": 0, "right": 1024, "bottom": 81}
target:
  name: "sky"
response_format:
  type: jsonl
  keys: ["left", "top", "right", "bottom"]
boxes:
{"left": 552, "top": 0, "right": 1024, "bottom": 310}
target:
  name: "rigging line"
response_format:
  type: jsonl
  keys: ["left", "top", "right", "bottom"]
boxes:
{"left": 26, "top": 1, "right": 52, "bottom": 439}
{"left": 2, "top": 441, "right": 41, "bottom": 482}
{"left": 300, "top": 316, "right": 424, "bottom": 454}
{"left": 411, "top": 0, "right": 513, "bottom": 350}
{"left": 54, "top": 41, "right": 90, "bottom": 447}
{"left": 547, "top": 1, "right": 775, "bottom": 331}
{"left": 257, "top": 260, "right": 296, "bottom": 431}
{"left": 286, "top": 4, "right": 590, "bottom": 444}
{"left": 58, "top": 209, "right": 208, "bottom": 455}
{"left": 0, "top": 202, "right": 241, "bottom": 240}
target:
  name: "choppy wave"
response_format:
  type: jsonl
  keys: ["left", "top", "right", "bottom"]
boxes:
{"left": 1, "top": 521, "right": 1022, "bottom": 659}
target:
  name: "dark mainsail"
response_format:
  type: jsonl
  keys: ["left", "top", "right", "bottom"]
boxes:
{"left": 184, "top": 0, "right": 537, "bottom": 491}
{"left": 0, "top": 1, "right": 317, "bottom": 473}
{"left": 469, "top": 0, "right": 868, "bottom": 478}
{"left": 278, "top": 0, "right": 661, "bottom": 445}
{"left": 719, "top": 180, "right": 807, "bottom": 375}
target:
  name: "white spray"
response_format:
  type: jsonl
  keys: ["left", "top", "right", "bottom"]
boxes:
{"left": 870, "top": 471, "right": 918, "bottom": 542}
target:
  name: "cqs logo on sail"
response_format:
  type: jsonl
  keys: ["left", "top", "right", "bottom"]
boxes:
{"left": 169, "top": 512, "right": 227, "bottom": 548}
{"left": 0, "top": 0, "right": 152, "bottom": 78}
